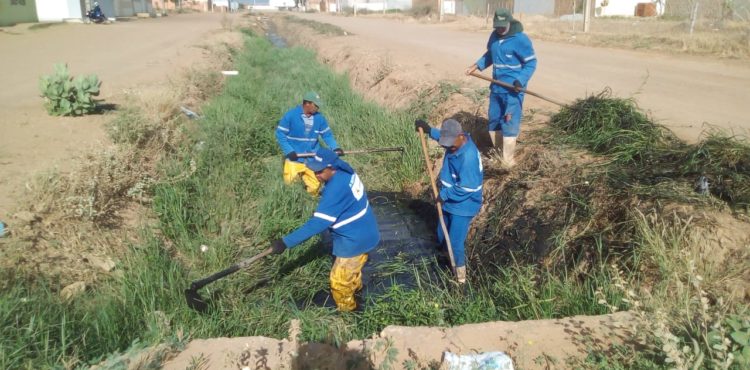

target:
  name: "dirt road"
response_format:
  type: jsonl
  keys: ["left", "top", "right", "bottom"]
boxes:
{"left": 0, "top": 13, "right": 237, "bottom": 219}
{"left": 295, "top": 13, "right": 750, "bottom": 142}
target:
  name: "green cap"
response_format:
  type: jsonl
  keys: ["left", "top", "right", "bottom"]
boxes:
{"left": 493, "top": 8, "right": 512, "bottom": 28}
{"left": 303, "top": 91, "right": 324, "bottom": 109}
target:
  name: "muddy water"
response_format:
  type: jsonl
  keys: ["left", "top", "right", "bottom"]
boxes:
{"left": 309, "top": 192, "right": 446, "bottom": 310}
{"left": 265, "top": 22, "right": 288, "bottom": 48}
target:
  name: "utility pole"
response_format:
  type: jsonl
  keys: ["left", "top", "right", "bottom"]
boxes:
{"left": 583, "top": 0, "right": 592, "bottom": 32}
{"left": 689, "top": 1, "right": 700, "bottom": 35}
{"left": 485, "top": 2, "right": 490, "bottom": 26}
{"left": 438, "top": 0, "right": 443, "bottom": 21}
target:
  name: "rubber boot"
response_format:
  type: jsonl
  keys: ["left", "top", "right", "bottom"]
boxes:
{"left": 502, "top": 137, "right": 517, "bottom": 168}
{"left": 489, "top": 131, "right": 502, "bottom": 149}
{"left": 456, "top": 266, "right": 467, "bottom": 284}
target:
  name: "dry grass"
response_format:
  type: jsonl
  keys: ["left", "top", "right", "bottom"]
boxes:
{"left": 592, "top": 209, "right": 750, "bottom": 369}
{"left": 444, "top": 14, "right": 750, "bottom": 59}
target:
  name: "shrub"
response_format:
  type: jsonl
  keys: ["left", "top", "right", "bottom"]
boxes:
{"left": 106, "top": 106, "right": 159, "bottom": 146}
{"left": 39, "top": 63, "right": 101, "bottom": 116}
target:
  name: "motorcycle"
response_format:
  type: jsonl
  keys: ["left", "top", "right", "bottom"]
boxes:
{"left": 86, "top": 3, "right": 107, "bottom": 24}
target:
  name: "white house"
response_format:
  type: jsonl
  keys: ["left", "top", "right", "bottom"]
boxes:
{"left": 596, "top": 0, "right": 665, "bottom": 17}
{"left": 34, "top": 0, "right": 153, "bottom": 22}
{"left": 35, "top": 0, "right": 85, "bottom": 22}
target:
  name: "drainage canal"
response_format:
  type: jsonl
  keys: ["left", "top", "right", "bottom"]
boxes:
{"left": 262, "top": 29, "right": 444, "bottom": 309}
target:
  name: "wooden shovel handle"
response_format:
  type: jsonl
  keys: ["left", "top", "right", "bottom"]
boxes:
{"left": 417, "top": 127, "right": 457, "bottom": 275}
{"left": 469, "top": 71, "right": 566, "bottom": 107}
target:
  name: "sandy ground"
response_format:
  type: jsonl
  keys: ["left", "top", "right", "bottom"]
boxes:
{"left": 0, "top": 12, "right": 240, "bottom": 220}
{"left": 292, "top": 13, "right": 750, "bottom": 143}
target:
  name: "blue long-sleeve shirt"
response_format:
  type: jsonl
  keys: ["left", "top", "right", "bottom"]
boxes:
{"left": 282, "top": 167, "right": 380, "bottom": 257}
{"left": 275, "top": 105, "right": 339, "bottom": 162}
{"left": 429, "top": 128, "right": 484, "bottom": 217}
{"left": 475, "top": 31, "right": 537, "bottom": 94}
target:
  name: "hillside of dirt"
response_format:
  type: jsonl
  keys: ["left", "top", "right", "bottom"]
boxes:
{"left": 139, "top": 14, "right": 744, "bottom": 370}
{"left": 3, "top": 10, "right": 748, "bottom": 370}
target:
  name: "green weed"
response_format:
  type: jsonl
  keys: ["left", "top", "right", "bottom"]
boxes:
{"left": 39, "top": 63, "right": 101, "bottom": 116}
{"left": 550, "top": 90, "right": 750, "bottom": 212}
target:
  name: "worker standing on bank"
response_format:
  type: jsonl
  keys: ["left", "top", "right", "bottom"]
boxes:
{"left": 275, "top": 91, "right": 344, "bottom": 195}
{"left": 270, "top": 149, "right": 379, "bottom": 311}
{"left": 466, "top": 8, "right": 537, "bottom": 167}
{"left": 415, "top": 119, "right": 483, "bottom": 283}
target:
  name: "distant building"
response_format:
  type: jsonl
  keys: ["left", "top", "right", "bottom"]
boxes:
{"left": 596, "top": 0, "right": 665, "bottom": 17}
{"left": 1, "top": 0, "right": 155, "bottom": 26}
{"left": 1, "top": 0, "right": 39, "bottom": 26}
{"left": 449, "top": 0, "right": 666, "bottom": 18}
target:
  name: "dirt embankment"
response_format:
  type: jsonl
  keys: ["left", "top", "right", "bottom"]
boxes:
{"left": 160, "top": 312, "right": 634, "bottom": 369}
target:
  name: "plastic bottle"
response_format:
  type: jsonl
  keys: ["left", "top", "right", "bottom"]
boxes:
{"left": 443, "top": 351, "right": 514, "bottom": 370}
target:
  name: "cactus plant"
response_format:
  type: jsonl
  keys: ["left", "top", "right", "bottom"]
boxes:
{"left": 39, "top": 63, "right": 101, "bottom": 116}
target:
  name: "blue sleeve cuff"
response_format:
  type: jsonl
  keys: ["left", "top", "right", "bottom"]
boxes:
{"left": 283, "top": 217, "right": 332, "bottom": 248}
{"left": 429, "top": 127, "right": 441, "bottom": 142}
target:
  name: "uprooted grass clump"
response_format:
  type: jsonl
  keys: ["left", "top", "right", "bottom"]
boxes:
{"left": 550, "top": 88, "right": 680, "bottom": 164}
{"left": 550, "top": 89, "right": 750, "bottom": 212}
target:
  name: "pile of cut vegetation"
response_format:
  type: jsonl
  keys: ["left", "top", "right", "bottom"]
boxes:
{"left": 551, "top": 89, "right": 750, "bottom": 212}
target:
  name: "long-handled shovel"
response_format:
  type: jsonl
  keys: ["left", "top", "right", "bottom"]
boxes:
{"left": 185, "top": 247, "right": 273, "bottom": 312}
{"left": 297, "top": 146, "right": 405, "bottom": 158}
{"left": 469, "top": 71, "right": 567, "bottom": 107}
{"left": 416, "top": 128, "right": 457, "bottom": 279}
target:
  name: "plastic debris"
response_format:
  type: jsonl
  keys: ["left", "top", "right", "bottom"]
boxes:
{"left": 221, "top": 70, "right": 239, "bottom": 76}
{"left": 180, "top": 106, "right": 201, "bottom": 120}
{"left": 200, "top": 245, "right": 209, "bottom": 253}
{"left": 443, "top": 351, "right": 514, "bottom": 370}
{"left": 695, "top": 176, "right": 709, "bottom": 195}
{"left": 0, "top": 221, "right": 5, "bottom": 237}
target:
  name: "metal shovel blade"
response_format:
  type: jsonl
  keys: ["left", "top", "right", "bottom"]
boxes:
{"left": 185, "top": 288, "right": 208, "bottom": 313}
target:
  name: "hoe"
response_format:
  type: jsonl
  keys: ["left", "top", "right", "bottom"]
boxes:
{"left": 185, "top": 247, "right": 273, "bottom": 312}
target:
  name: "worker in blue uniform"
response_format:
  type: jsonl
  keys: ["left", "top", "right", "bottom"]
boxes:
{"left": 270, "top": 149, "right": 379, "bottom": 311}
{"left": 275, "top": 91, "right": 344, "bottom": 195}
{"left": 466, "top": 8, "right": 537, "bottom": 167}
{"left": 415, "top": 119, "right": 484, "bottom": 283}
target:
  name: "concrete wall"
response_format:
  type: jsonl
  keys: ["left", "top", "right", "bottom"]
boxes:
{"left": 132, "top": 0, "right": 151, "bottom": 12}
{"left": 114, "top": 0, "right": 135, "bottom": 16}
{"left": 153, "top": 0, "right": 209, "bottom": 11}
{"left": 0, "top": 0, "right": 39, "bottom": 26}
{"left": 514, "top": 0, "right": 555, "bottom": 16}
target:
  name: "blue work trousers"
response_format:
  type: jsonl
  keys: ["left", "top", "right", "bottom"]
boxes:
{"left": 488, "top": 91, "right": 524, "bottom": 137}
{"left": 436, "top": 211, "right": 474, "bottom": 267}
